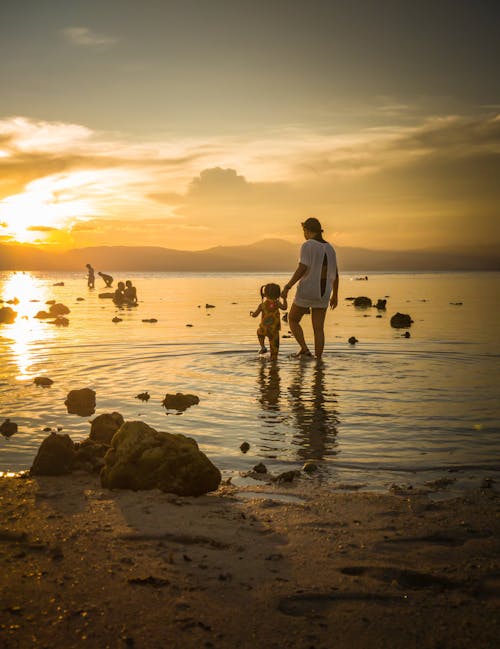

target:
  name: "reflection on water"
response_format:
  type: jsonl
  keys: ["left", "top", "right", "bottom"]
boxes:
{"left": 289, "top": 361, "right": 339, "bottom": 461}
{"left": 0, "top": 272, "right": 53, "bottom": 380}
{"left": 256, "top": 359, "right": 339, "bottom": 462}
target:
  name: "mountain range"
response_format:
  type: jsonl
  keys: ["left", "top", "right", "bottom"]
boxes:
{"left": 0, "top": 239, "right": 498, "bottom": 272}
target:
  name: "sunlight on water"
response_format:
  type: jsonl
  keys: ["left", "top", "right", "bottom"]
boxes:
{"left": 1, "top": 270, "right": 499, "bottom": 491}
{"left": 1, "top": 272, "right": 54, "bottom": 380}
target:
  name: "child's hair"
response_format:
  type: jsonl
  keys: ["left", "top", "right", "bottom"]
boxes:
{"left": 260, "top": 283, "right": 281, "bottom": 300}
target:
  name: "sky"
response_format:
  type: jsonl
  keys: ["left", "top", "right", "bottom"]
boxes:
{"left": 0, "top": 0, "right": 499, "bottom": 252}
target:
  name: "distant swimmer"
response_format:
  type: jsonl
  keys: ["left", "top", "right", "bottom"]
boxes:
{"left": 124, "top": 280, "right": 138, "bottom": 305}
{"left": 98, "top": 272, "right": 114, "bottom": 287}
{"left": 86, "top": 263, "right": 95, "bottom": 289}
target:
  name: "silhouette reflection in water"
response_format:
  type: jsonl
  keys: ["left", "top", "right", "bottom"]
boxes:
{"left": 258, "top": 361, "right": 281, "bottom": 414}
{"left": 288, "top": 361, "right": 339, "bottom": 461}
{"left": 256, "top": 360, "right": 339, "bottom": 462}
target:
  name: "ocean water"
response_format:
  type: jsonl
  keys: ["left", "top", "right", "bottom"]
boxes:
{"left": 1, "top": 270, "right": 499, "bottom": 493}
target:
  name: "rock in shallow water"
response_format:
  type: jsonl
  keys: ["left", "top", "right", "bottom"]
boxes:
{"left": 162, "top": 393, "right": 199, "bottom": 411}
{"left": 0, "top": 306, "right": 17, "bottom": 324}
{"left": 390, "top": 312, "right": 413, "bottom": 328}
{"left": 100, "top": 420, "right": 221, "bottom": 496}
{"left": 65, "top": 388, "right": 96, "bottom": 416}
{"left": 1, "top": 418, "right": 18, "bottom": 438}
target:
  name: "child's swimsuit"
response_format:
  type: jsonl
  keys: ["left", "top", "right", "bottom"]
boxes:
{"left": 257, "top": 299, "right": 281, "bottom": 356}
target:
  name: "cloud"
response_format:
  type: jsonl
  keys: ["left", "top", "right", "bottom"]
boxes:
{"left": 62, "top": 27, "right": 117, "bottom": 48}
{"left": 0, "top": 112, "right": 498, "bottom": 251}
{"left": 27, "top": 225, "right": 59, "bottom": 232}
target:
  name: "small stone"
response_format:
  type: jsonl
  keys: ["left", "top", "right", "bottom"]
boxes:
{"left": 162, "top": 393, "right": 199, "bottom": 411}
{"left": 253, "top": 462, "right": 267, "bottom": 473}
{"left": 302, "top": 461, "right": 319, "bottom": 474}
{"left": 135, "top": 392, "right": 150, "bottom": 402}
{"left": 1, "top": 418, "right": 18, "bottom": 438}
{"left": 390, "top": 312, "right": 413, "bottom": 328}
{"left": 348, "top": 336, "right": 358, "bottom": 345}
{"left": 275, "top": 470, "right": 300, "bottom": 483}
{"left": 240, "top": 441, "right": 250, "bottom": 453}
{"left": 0, "top": 306, "right": 17, "bottom": 323}
{"left": 112, "top": 317, "right": 123, "bottom": 323}
{"left": 34, "top": 376, "right": 53, "bottom": 387}
{"left": 353, "top": 296, "right": 372, "bottom": 308}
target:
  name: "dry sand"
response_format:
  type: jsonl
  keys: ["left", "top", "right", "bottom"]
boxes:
{"left": 0, "top": 473, "right": 499, "bottom": 649}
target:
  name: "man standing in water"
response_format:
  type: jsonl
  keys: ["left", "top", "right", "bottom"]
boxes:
{"left": 86, "top": 263, "right": 95, "bottom": 289}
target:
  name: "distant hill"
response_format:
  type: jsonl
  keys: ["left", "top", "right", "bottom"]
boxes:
{"left": 0, "top": 239, "right": 498, "bottom": 271}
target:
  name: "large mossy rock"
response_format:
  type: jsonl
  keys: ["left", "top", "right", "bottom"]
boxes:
{"left": 30, "top": 432, "right": 76, "bottom": 475}
{"left": 100, "top": 421, "right": 221, "bottom": 496}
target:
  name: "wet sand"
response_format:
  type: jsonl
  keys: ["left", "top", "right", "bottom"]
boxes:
{"left": 0, "top": 474, "right": 499, "bottom": 648}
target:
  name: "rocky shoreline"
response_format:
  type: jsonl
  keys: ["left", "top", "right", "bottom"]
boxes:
{"left": 1, "top": 473, "right": 499, "bottom": 648}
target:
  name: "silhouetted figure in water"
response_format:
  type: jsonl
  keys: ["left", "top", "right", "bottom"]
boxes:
{"left": 250, "top": 283, "right": 287, "bottom": 360}
{"left": 113, "top": 281, "right": 126, "bottom": 305}
{"left": 124, "top": 280, "right": 138, "bottom": 305}
{"left": 86, "top": 264, "right": 95, "bottom": 289}
{"left": 98, "top": 272, "right": 113, "bottom": 287}
{"left": 281, "top": 218, "right": 338, "bottom": 360}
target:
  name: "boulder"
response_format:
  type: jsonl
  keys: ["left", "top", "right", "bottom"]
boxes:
{"left": 390, "top": 312, "right": 413, "bottom": 328}
{"left": 353, "top": 296, "right": 372, "bottom": 308}
{"left": 162, "top": 393, "right": 199, "bottom": 411}
{"left": 30, "top": 432, "right": 76, "bottom": 475}
{"left": 100, "top": 420, "right": 221, "bottom": 496}
{"left": 89, "top": 412, "right": 124, "bottom": 444}
{"left": 0, "top": 306, "right": 17, "bottom": 324}
{"left": 65, "top": 388, "right": 96, "bottom": 416}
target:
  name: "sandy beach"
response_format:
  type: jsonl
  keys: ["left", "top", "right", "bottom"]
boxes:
{"left": 1, "top": 473, "right": 499, "bottom": 649}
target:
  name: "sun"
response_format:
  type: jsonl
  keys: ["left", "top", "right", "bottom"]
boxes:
{"left": 0, "top": 174, "right": 93, "bottom": 244}
{"left": 0, "top": 190, "right": 56, "bottom": 243}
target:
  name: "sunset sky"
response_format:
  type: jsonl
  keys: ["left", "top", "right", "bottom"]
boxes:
{"left": 0, "top": 0, "right": 499, "bottom": 252}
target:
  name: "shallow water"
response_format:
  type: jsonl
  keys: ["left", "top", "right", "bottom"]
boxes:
{"left": 1, "top": 270, "right": 499, "bottom": 492}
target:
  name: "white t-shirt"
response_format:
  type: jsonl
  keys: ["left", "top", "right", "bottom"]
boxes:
{"left": 294, "top": 239, "right": 337, "bottom": 308}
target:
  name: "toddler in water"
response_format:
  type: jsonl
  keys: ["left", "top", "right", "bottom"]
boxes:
{"left": 250, "top": 283, "right": 288, "bottom": 360}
